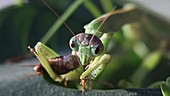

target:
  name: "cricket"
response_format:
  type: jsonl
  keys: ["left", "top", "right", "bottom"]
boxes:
{"left": 28, "top": 0, "right": 141, "bottom": 94}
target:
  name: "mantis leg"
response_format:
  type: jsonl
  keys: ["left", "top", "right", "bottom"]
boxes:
{"left": 33, "top": 42, "right": 64, "bottom": 82}
{"left": 80, "top": 54, "right": 111, "bottom": 80}
{"left": 35, "top": 42, "right": 59, "bottom": 58}
{"left": 80, "top": 54, "right": 110, "bottom": 91}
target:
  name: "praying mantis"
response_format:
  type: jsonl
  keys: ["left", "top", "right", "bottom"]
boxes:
{"left": 28, "top": 1, "right": 142, "bottom": 93}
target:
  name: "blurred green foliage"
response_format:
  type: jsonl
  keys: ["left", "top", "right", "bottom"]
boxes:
{"left": 0, "top": 0, "right": 170, "bottom": 92}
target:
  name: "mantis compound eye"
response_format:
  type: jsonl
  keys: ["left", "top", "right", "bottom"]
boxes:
{"left": 69, "top": 36, "right": 79, "bottom": 51}
{"left": 91, "top": 44, "right": 104, "bottom": 57}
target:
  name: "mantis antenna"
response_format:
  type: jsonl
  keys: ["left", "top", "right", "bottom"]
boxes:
{"left": 41, "top": 0, "right": 75, "bottom": 36}
{"left": 89, "top": 13, "right": 111, "bottom": 45}
{"left": 89, "top": 5, "right": 117, "bottom": 45}
{"left": 41, "top": 0, "right": 83, "bottom": 67}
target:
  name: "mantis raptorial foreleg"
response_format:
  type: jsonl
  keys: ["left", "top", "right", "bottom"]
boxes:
{"left": 80, "top": 54, "right": 111, "bottom": 80}
{"left": 79, "top": 54, "right": 110, "bottom": 92}
{"left": 30, "top": 42, "right": 64, "bottom": 82}
{"left": 35, "top": 42, "right": 59, "bottom": 58}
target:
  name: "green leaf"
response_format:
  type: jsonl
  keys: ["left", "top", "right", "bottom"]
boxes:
{"left": 161, "top": 77, "right": 170, "bottom": 96}
{"left": 0, "top": 59, "right": 162, "bottom": 96}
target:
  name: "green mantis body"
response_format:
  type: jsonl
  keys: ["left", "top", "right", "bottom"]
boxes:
{"left": 29, "top": 5, "right": 141, "bottom": 91}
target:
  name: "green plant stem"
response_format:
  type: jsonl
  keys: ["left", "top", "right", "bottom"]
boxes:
{"left": 40, "top": 0, "right": 87, "bottom": 44}
{"left": 100, "top": 0, "right": 114, "bottom": 12}
{"left": 83, "top": 0, "right": 102, "bottom": 17}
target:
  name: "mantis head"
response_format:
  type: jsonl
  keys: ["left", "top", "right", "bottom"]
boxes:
{"left": 69, "top": 33, "right": 104, "bottom": 66}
